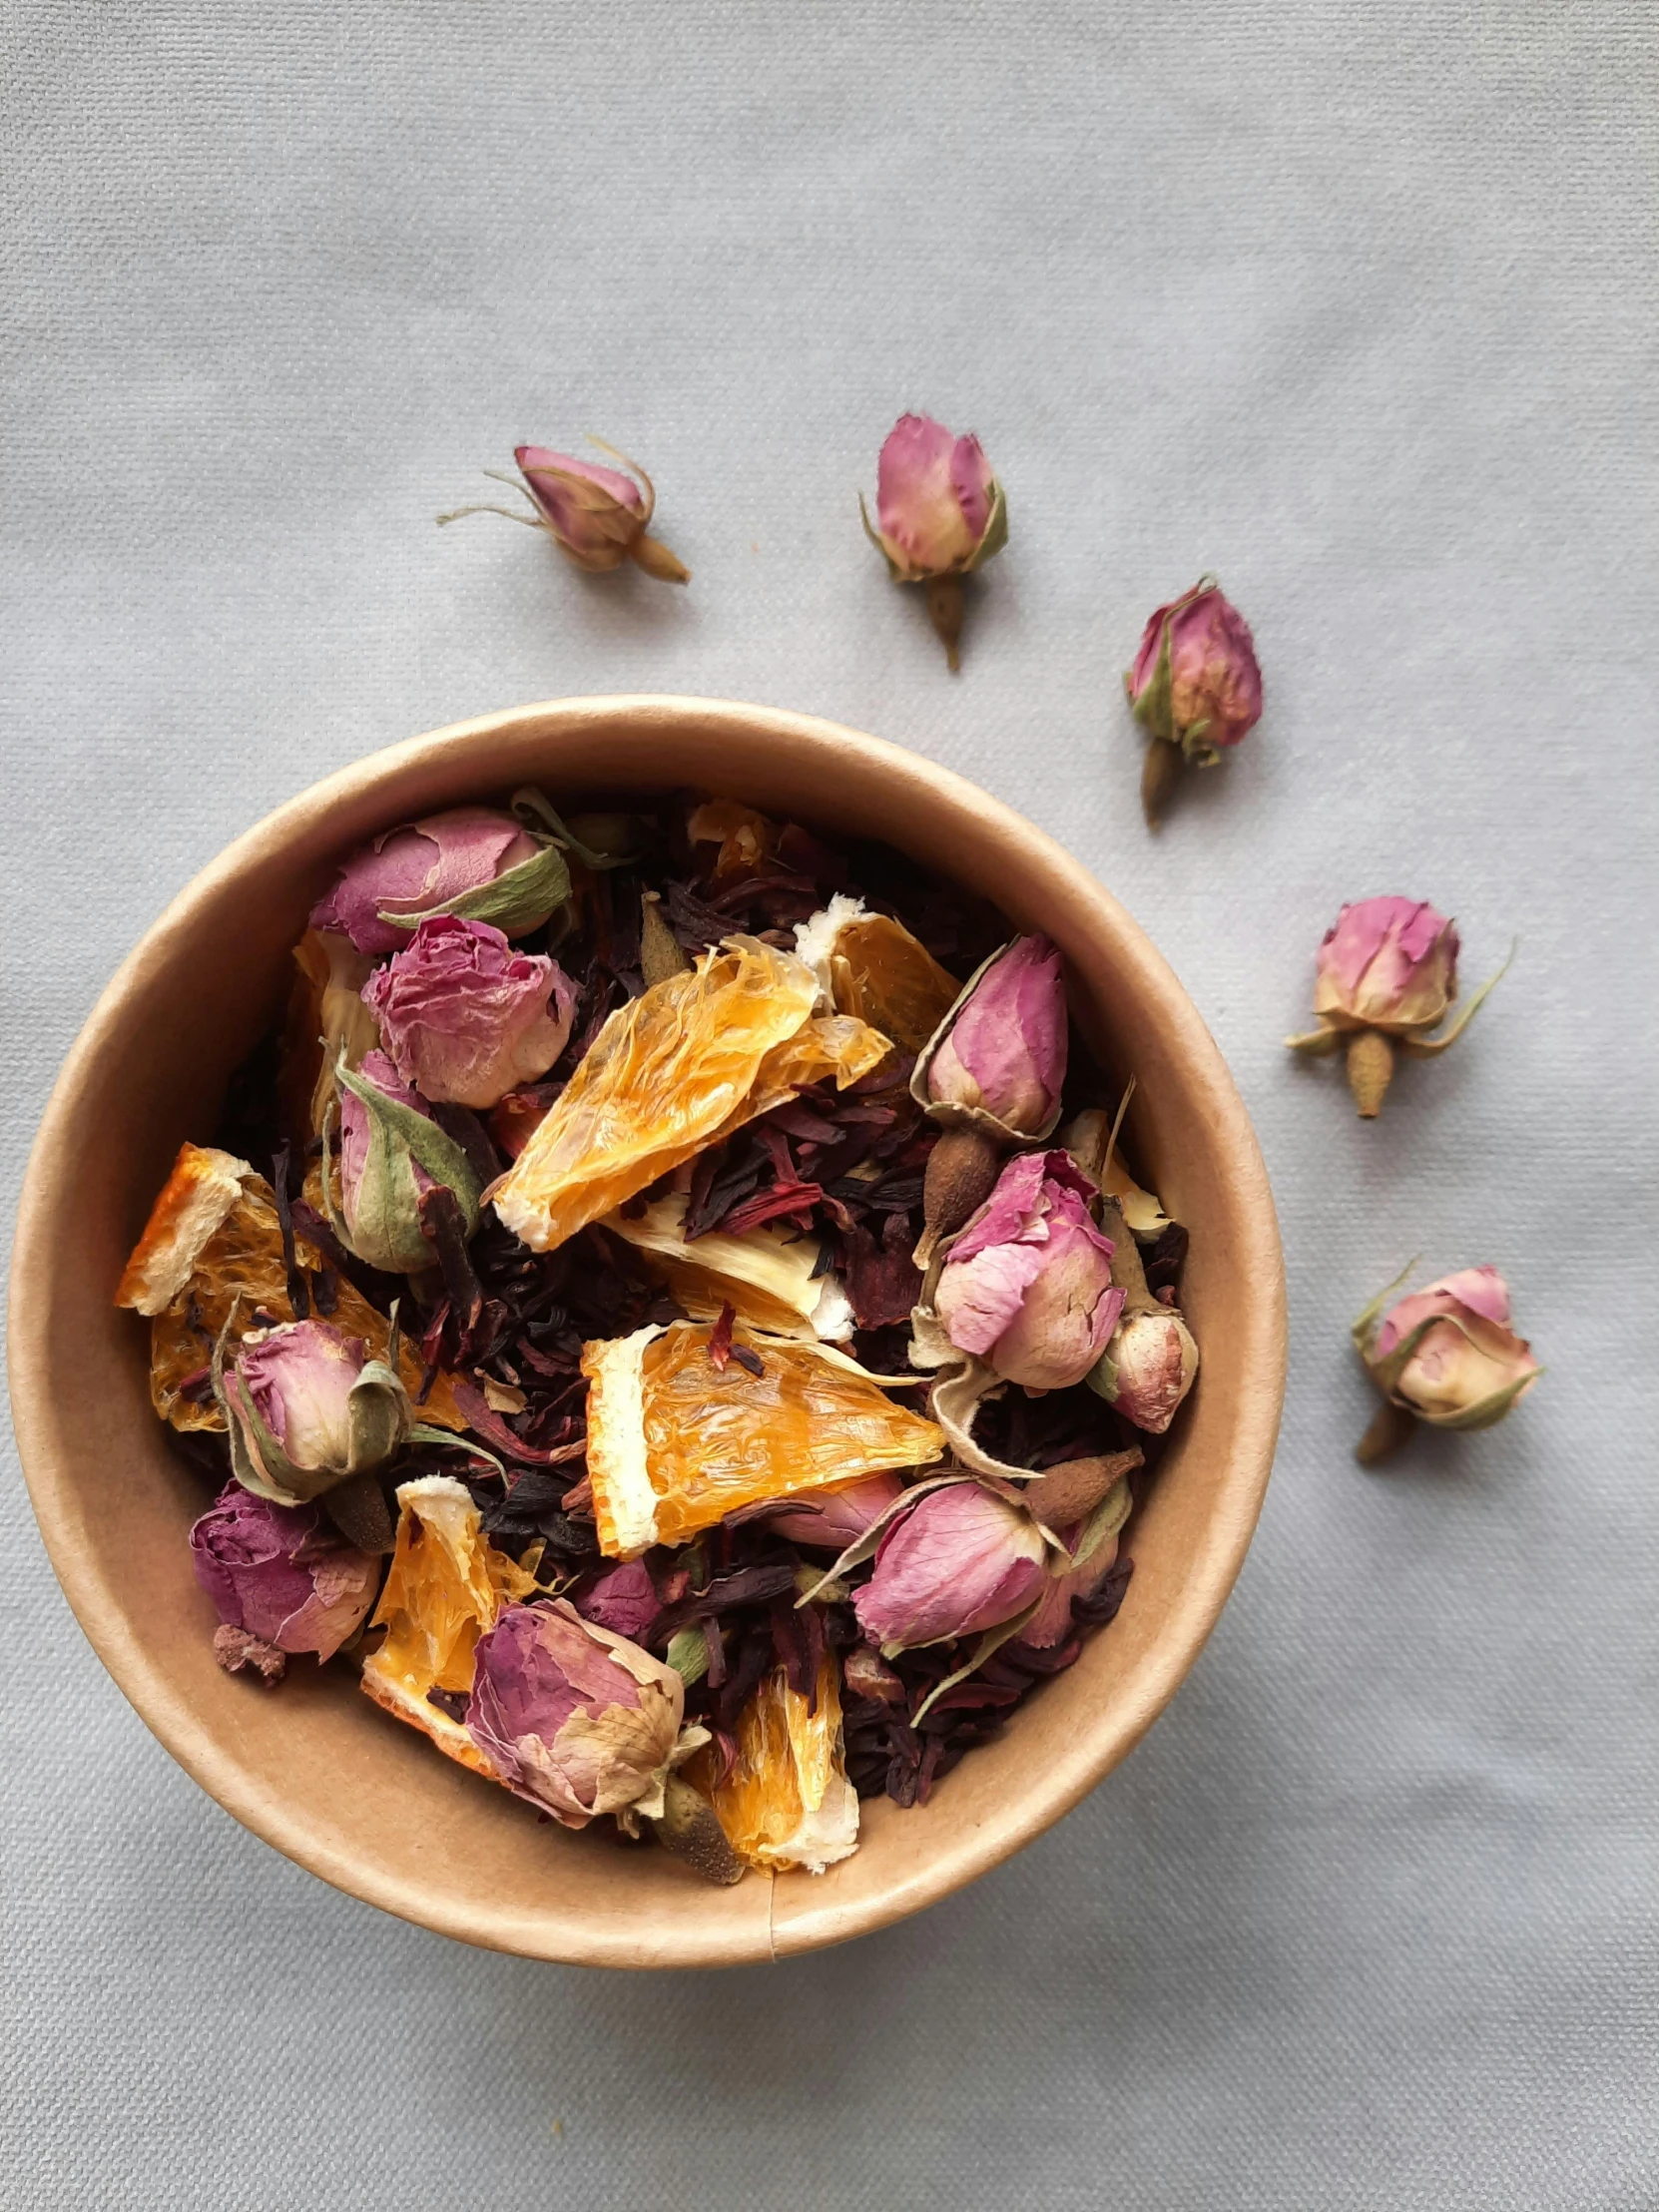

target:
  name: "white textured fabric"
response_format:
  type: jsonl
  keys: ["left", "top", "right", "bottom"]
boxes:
{"left": 3, "top": 3, "right": 1656, "bottom": 2206}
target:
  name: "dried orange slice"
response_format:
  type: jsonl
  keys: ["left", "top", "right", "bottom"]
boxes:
{"left": 604, "top": 1193, "right": 852, "bottom": 1342}
{"left": 795, "top": 895, "right": 961, "bottom": 1051}
{"left": 686, "top": 798, "right": 777, "bottom": 880}
{"left": 117, "top": 1142, "right": 465, "bottom": 1434}
{"left": 359, "top": 1475, "right": 538, "bottom": 1774}
{"left": 490, "top": 938, "right": 889, "bottom": 1254}
{"left": 582, "top": 1319, "right": 943, "bottom": 1557}
{"left": 696, "top": 1657, "right": 859, "bottom": 1873}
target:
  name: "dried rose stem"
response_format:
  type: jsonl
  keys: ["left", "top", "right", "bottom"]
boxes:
{"left": 926, "top": 576, "right": 964, "bottom": 671}
{"left": 1140, "top": 740, "right": 1184, "bottom": 830}
{"left": 1346, "top": 1031, "right": 1395, "bottom": 1118}
{"left": 1356, "top": 1397, "right": 1417, "bottom": 1465}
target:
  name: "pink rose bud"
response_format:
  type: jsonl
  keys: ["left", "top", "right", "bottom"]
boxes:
{"left": 1317, "top": 897, "right": 1458, "bottom": 1033}
{"left": 922, "top": 934, "right": 1068, "bottom": 1138}
{"left": 217, "top": 1317, "right": 415, "bottom": 1505}
{"left": 310, "top": 807, "right": 565, "bottom": 956}
{"left": 1287, "top": 896, "right": 1510, "bottom": 1117}
{"left": 1354, "top": 1264, "right": 1541, "bottom": 1461}
{"left": 1125, "top": 577, "right": 1262, "bottom": 828}
{"left": 437, "top": 442, "right": 690, "bottom": 584}
{"left": 1090, "top": 1309, "right": 1200, "bottom": 1434}
{"left": 190, "top": 1481, "right": 378, "bottom": 1662}
{"left": 331, "top": 1048, "right": 482, "bottom": 1274}
{"left": 575, "top": 1560, "right": 661, "bottom": 1642}
{"left": 466, "top": 1599, "right": 690, "bottom": 1829}
{"left": 767, "top": 1472, "right": 906, "bottom": 1552}
{"left": 860, "top": 413, "right": 1008, "bottom": 670}
{"left": 852, "top": 1480, "right": 1049, "bottom": 1653}
{"left": 935, "top": 1151, "right": 1125, "bottom": 1392}
{"left": 361, "top": 915, "right": 576, "bottom": 1111}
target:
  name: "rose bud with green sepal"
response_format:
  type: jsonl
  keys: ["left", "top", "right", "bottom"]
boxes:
{"left": 465, "top": 1599, "right": 705, "bottom": 1831}
{"left": 190, "top": 1481, "right": 379, "bottom": 1667}
{"left": 438, "top": 441, "right": 689, "bottom": 583}
{"left": 1126, "top": 576, "right": 1262, "bottom": 829}
{"left": 214, "top": 1317, "right": 441, "bottom": 1507}
{"left": 934, "top": 1150, "right": 1125, "bottom": 1393}
{"left": 325, "top": 1048, "right": 482, "bottom": 1276}
{"left": 1353, "top": 1263, "right": 1541, "bottom": 1463}
{"left": 310, "top": 807, "right": 571, "bottom": 956}
{"left": 361, "top": 915, "right": 576, "bottom": 1111}
{"left": 1286, "top": 895, "right": 1511, "bottom": 1118}
{"left": 860, "top": 413, "right": 1007, "bottom": 670}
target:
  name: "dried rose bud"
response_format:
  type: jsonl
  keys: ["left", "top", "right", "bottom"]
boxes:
{"left": 466, "top": 1599, "right": 695, "bottom": 1829}
{"left": 438, "top": 441, "right": 689, "bottom": 583}
{"left": 310, "top": 807, "right": 568, "bottom": 956}
{"left": 852, "top": 1481, "right": 1048, "bottom": 1653}
{"left": 575, "top": 1560, "right": 660, "bottom": 1642}
{"left": 1090, "top": 1308, "right": 1200, "bottom": 1434}
{"left": 766, "top": 1472, "right": 905, "bottom": 1552}
{"left": 934, "top": 1150, "right": 1125, "bottom": 1392}
{"left": 860, "top": 413, "right": 1008, "bottom": 670}
{"left": 216, "top": 1318, "right": 417, "bottom": 1505}
{"left": 361, "top": 915, "right": 576, "bottom": 1111}
{"left": 191, "top": 1481, "right": 378, "bottom": 1661}
{"left": 920, "top": 935, "right": 1067, "bottom": 1140}
{"left": 1126, "top": 577, "right": 1262, "bottom": 829}
{"left": 328, "top": 1048, "right": 482, "bottom": 1274}
{"left": 1353, "top": 1264, "right": 1541, "bottom": 1461}
{"left": 1287, "top": 897, "right": 1510, "bottom": 1117}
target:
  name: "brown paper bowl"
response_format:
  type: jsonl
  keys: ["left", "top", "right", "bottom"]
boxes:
{"left": 8, "top": 696, "right": 1284, "bottom": 1967}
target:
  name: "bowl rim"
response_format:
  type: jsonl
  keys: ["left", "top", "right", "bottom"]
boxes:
{"left": 7, "top": 693, "right": 1286, "bottom": 1964}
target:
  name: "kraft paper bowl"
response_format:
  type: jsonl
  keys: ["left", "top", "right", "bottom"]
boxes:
{"left": 8, "top": 695, "right": 1285, "bottom": 1967}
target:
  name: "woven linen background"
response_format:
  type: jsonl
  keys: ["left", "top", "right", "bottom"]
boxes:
{"left": 2, "top": 3, "right": 1655, "bottom": 2206}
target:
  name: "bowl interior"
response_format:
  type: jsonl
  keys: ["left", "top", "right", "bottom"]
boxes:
{"left": 8, "top": 696, "right": 1284, "bottom": 1965}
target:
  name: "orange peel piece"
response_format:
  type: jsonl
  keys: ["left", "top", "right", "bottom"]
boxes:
{"left": 489, "top": 938, "right": 889, "bottom": 1255}
{"left": 696, "top": 1657, "right": 859, "bottom": 1874}
{"left": 581, "top": 1319, "right": 944, "bottom": 1558}
{"left": 359, "top": 1475, "right": 538, "bottom": 1774}
{"left": 795, "top": 895, "right": 961, "bottom": 1052}
{"left": 604, "top": 1193, "right": 853, "bottom": 1342}
{"left": 117, "top": 1141, "right": 466, "bottom": 1434}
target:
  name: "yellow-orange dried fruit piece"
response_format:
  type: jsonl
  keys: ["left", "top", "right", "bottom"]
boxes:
{"left": 686, "top": 798, "right": 778, "bottom": 881}
{"left": 696, "top": 1657, "right": 859, "bottom": 1874}
{"left": 604, "top": 1193, "right": 853, "bottom": 1342}
{"left": 117, "top": 1141, "right": 465, "bottom": 1435}
{"left": 359, "top": 1475, "right": 538, "bottom": 1774}
{"left": 490, "top": 938, "right": 889, "bottom": 1254}
{"left": 582, "top": 1319, "right": 943, "bottom": 1557}
{"left": 796, "top": 895, "right": 961, "bottom": 1052}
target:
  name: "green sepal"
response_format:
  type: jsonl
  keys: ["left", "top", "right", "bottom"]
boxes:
{"left": 1398, "top": 941, "right": 1515, "bottom": 1058}
{"left": 346, "top": 1358, "right": 415, "bottom": 1473}
{"left": 966, "top": 478, "right": 1008, "bottom": 571}
{"left": 332, "top": 1054, "right": 482, "bottom": 1276}
{"left": 910, "top": 1602, "right": 1041, "bottom": 1724}
{"left": 378, "top": 837, "right": 571, "bottom": 938}
{"left": 666, "top": 1627, "right": 712, "bottom": 1687}
{"left": 1351, "top": 1258, "right": 1421, "bottom": 1362}
{"left": 1424, "top": 1366, "right": 1543, "bottom": 1432}
{"left": 1285, "top": 1024, "right": 1345, "bottom": 1058}
{"left": 405, "top": 1421, "right": 505, "bottom": 1475}
{"left": 511, "top": 786, "right": 638, "bottom": 871}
